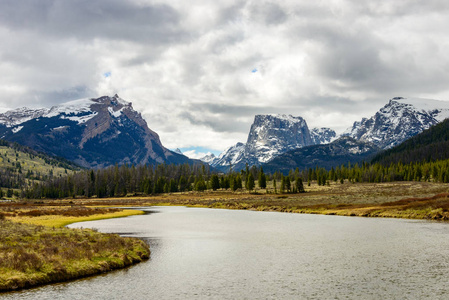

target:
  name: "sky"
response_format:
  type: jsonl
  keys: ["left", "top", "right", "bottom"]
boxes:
{"left": 1, "top": 0, "right": 449, "bottom": 159}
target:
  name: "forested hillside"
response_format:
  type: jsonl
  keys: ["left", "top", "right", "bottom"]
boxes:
{"left": 262, "top": 137, "right": 379, "bottom": 174}
{"left": 0, "top": 139, "right": 80, "bottom": 195}
{"left": 371, "top": 118, "right": 449, "bottom": 165}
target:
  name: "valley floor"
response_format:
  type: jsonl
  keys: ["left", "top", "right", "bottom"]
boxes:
{"left": 1, "top": 180, "right": 449, "bottom": 292}
{"left": 5, "top": 180, "right": 447, "bottom": 221}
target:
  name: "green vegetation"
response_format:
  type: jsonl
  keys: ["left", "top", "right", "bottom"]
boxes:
{"left": 24, "top": 163, "right": 310, "bottom": 199}
{"left": 0, "top": 139, "right": 80, "bottom": 196}
{"left": 372, "top": 118, "right": 449, "bottom": 165}
{"left": 0, "top": 217, "right": 149, "bottom": 292}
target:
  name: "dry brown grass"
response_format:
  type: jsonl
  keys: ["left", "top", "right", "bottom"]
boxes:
{"left": 4, "top": 181, "right": 445, "bottom": 220}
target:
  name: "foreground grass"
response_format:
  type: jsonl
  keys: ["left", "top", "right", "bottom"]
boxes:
{"left": 0, "top": 207, "right": 149, "bottom": 292}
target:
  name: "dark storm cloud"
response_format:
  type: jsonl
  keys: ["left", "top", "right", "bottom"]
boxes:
{"left": 0, "top": 0, "right": 186, "bottom": 44}
{"left": 32, "top": 86, "right": 93, "bottom": 107}
{"left": 247, "top": 2, "right": 288, "bottom": 25}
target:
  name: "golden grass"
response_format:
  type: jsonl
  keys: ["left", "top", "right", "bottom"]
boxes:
{"left": 10, "top": 209, "right": 144, "bottom": 228}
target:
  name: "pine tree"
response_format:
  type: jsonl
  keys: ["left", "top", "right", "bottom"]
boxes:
{"left": 247, "top": 173, "right": 255, "bottom": 192}
{"left": 258, "top": 167, "right": 267, "bottom": 189}
{"left": 210, "top": 174, "right": 220, "bottom": 191}
{"left": 296, "top": 177, "right": 305, "bottom": 193}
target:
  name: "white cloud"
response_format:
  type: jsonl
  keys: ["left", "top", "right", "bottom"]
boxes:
{"left": 1, "top": 0, "right": 449, "bottom": 151}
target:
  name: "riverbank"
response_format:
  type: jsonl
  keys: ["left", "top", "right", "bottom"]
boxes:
{"left": 59, "top": 181, "right": 449, "bottom": 220}
{"left": 0, "top": 207, "right": 149, "bottom": 292}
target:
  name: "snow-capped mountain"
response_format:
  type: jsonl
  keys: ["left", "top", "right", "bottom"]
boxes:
{"left": 310, "top": 127, "right": 337, "bottom": 145}
{"left": 343, "top": 97, "right": 449, "bottom": 149}
{"left": 209, "top": 114, "right": 336, "bottom": 172}
{"left": 199, "top": 153, "right": 217, "bottom": 165}
{"left": 0, "top": 95, "right": 197, "bottom": 168}
{"left": 244, "top": 114, "right": 313, "bottom": 165}
{"left": 205, "top": 142, "right": 246, "bottom": 172}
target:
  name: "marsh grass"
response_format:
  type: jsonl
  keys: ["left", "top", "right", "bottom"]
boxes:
{"left": 0, "top": 219, "right": 149, "bottom": 292}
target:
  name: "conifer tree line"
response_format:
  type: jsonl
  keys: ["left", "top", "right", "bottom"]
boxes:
{"left": 22, "top": 163, "right": 306, "bottom": 199}
{"left": 300, "top": 159, "right": 449, "bottom": 186}
{"left": 13, "top": 156, "right": 449, "bottom": 199}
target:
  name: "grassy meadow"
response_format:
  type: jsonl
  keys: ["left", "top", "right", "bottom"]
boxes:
{"left": 0, "top": 205, "right": 149, "bottom": 292}
{"left": 22, "top": 180, "right": 448, "bottom": 220}
{"left": 0, "top": 146, "right": 74, "bottom": 179}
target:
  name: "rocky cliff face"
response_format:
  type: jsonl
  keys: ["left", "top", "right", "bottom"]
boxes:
{"left": 310, "top": 127, "right": 337, "bottom": 145}
{"left": 205, "top": 114, "right": 336, "bottom": 172}
{"left": 343, "top": 97, "right": 449, "bottom": 149}
{"left": 0, "top": 95, "right": 194, "bottom": 168}
{"left": 244, "top": 114, "right": 313, "bottom": 165}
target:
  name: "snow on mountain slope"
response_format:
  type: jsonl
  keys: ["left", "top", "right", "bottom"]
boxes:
{"left": 210, "top": 114, "right": 336, "bottom": 171}
{"left": 343, "top": 97, "right": 449, "bottom": 149}
{"left": 0, "top": 95, "right": 195, "bottom": 168}
{"left": 310, "top": 127, "right": 337, "bottom": 144}
{"left": 199, "top": 153, "right": 217, "bottom": 164}
{"left": 244, "top": 114, "right": 313, "bottom": 165}
{"left": 0, "top": 107, "right": 49, "bottom": 127}
{"left": 207, "top": 142, "right": 246, "bottom": 171}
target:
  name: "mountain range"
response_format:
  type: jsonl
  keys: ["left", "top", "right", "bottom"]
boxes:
{"left": 203, "top": 97, "right": 449, "bottom": 172}
{"left": 0, "top": 95, "right": 198, "bottom": 168}
{"left": 1, "top": 95, "right": 448, "bottom": 172}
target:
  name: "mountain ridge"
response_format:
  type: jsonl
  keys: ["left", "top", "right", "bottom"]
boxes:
{"left": 205, "top": 97, "right": 449, "bottom": 172}
{"left": 0, "top": 95, "right": 199, "bottom": 169}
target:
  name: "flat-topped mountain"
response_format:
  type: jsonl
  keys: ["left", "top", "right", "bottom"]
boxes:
{"left": 205, "top": 114, "right": 336, "bottom": 172}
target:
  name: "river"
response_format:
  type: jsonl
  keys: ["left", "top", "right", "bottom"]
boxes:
{"left": 2, "top": 206, "right": 449, "bottom": 299}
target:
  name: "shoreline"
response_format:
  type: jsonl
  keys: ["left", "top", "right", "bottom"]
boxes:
{"left": 0, "top": 209, "right": 149, "bottom": 293}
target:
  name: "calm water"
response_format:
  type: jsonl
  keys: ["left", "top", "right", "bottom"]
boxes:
{"left": 3, "top": 206, "right": 449, "bottom": 299}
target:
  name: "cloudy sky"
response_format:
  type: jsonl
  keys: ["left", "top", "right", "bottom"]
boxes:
{"left": 1, "top": 0, "right": 449, "bottom": 158}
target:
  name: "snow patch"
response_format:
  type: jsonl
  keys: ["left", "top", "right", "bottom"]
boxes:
{"left": 61, "top": 112, "right": 98, "bottom": 124}
{"left": 52, "top": 126, "right": 68, "bottom": 131}
{"left": 108, "top": 106, "right": 124, "bottom": 118}
{"left": 45, "top": 98, "right": 96, "bottom": 118}
{"left": 12, "top": 126, "right": 23, "bottom": 133}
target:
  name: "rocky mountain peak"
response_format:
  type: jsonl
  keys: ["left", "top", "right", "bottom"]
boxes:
{"left": 0, "top": 95, "right": 196, "bottom": 168}
{"left": 343, "top": 97, "right": 449, "bottom": 149}
{"left": 209, "top": 114, "right": 336, "bottom": 172}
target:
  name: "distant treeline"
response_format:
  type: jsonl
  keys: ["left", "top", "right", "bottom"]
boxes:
{"left": 305, "top": 159, "right": 449, "bottom": 186}
{"left": 22, "top": 156, "right": 449, "bottom": 199}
